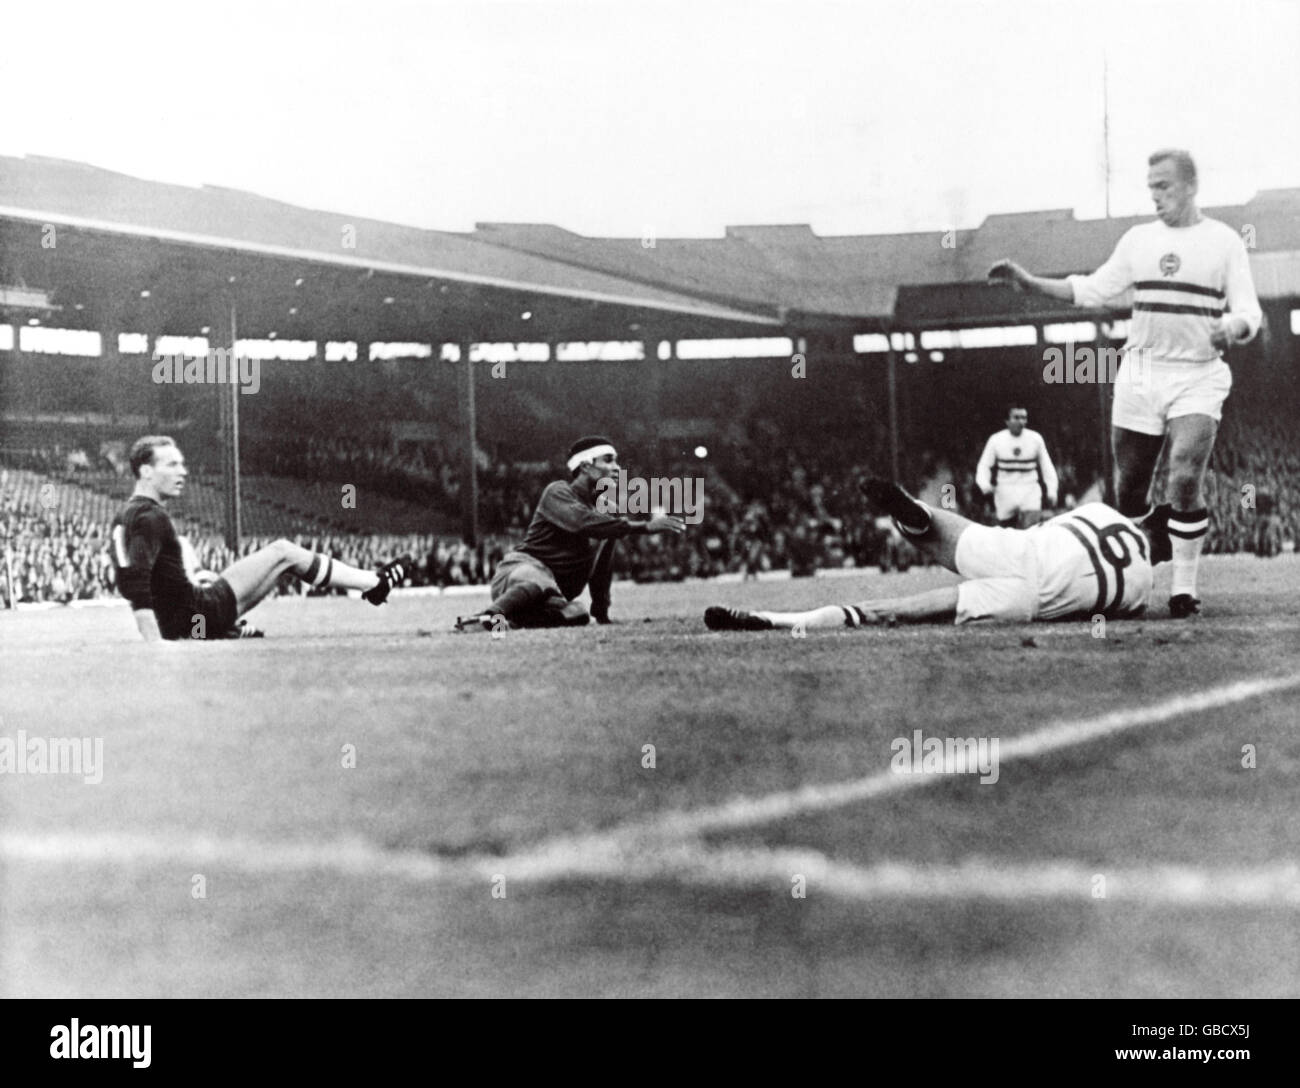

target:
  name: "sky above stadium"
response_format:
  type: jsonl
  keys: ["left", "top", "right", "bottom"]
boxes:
{"left": 5, "top": 0, "right": 1298, "bottom": 239}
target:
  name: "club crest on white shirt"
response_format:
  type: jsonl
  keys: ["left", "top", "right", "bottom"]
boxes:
{"left": 1159, "top": 252, "right": 1180, "bottom": 276}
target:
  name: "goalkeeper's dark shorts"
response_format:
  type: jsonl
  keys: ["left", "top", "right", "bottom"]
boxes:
{"left": 489, "top": 554, "right": 588, "bottom": 626}
{"left": 159, "top": 577, "right": 239, "bottom": 640}
{"left": 490, "top": 553, "right": 564, "bottom": 601}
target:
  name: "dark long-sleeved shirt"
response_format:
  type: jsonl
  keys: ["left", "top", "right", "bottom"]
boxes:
{"left": 512, "top": 478, "right": 644, "bottom": 602}
{"left": 110, "top": 495, "right": 197, "bottom": 639}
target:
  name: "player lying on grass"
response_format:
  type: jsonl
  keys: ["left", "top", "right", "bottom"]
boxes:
{"left": 111, "top": 435, "right": 411, "bottom": 642}
{"left": 704, "top": 478, "right": 1158, "bottom": 631}
{"left": 455, "top": 435, "right": 685, "bottom": 631}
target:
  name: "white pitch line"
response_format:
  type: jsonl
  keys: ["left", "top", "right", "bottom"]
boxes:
{"left": 4, "top": 673, "right": 1299, "bottom": 902}
{"left": 594, "top": 671, "right": 1300, "bottom": 843}
{"left": 607, "top": 845, "right": 1300, "bottom": 907}
{"left": 5, "top": 831, "right": 1300, "bottom": 906}
{"left": 0, "top": 830, "right": 453, "bottom": 882}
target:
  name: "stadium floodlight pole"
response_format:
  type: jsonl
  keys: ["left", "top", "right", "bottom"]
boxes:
{"left": 457, "top": 339, "right": 479, "bottom": 546}
{"left": 883, "top": 323, "right": 901, "bottom": 481}
{"left": 1103, "top": 50, "right": 1112, "bottom": 221}
{"left": 216, "top": 299, "right": 243, "bottom": 552}
{"left": 99, "top": 302, "right": 123, "bottom": 422}
{"left": 1099, "top": 47, "right": 1115, "bottom": 505}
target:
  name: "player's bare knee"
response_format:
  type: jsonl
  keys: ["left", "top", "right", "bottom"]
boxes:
{"left": 273, "top": 538, "right": 309, "bottom": 566}
{"left": 1168, "top": 473, "right": 1204, "bottom": 509}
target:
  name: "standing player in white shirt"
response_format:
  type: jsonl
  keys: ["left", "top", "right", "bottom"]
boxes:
{"left": 976, "top": 406, "right": 1059, "bottom": 528}
{"left": 988, "top": 149, "right": 1262, "bottom": 617}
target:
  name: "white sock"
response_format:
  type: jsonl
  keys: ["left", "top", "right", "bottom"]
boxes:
{"left": 1168, "top": 507, "right": 1208, "bottom": 597}
{"left": 758, "top": 605, "right": 857, "bottom": 629}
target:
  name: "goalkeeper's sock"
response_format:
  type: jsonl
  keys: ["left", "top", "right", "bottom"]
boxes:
{"left": 297, "top": 552, "right": 337, "bottom": 589}
{"left": 1168, "top": 507, "right": 1209, "bottom": 598}
{"left": 299, "top": 551, "right": 402, "bottom": 593}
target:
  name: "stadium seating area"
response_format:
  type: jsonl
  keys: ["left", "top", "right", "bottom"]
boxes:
{"left": 5, "top": 363, "right": 1298, "bottom": 606}
{"left": 0, "top": 463, "right": 466, "bottom": 605}
{"left": 1204, "top": 417, "right": 1297, "bottom": 555}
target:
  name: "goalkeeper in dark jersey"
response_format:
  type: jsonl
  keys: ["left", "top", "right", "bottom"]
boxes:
{"left": 454, "top": 435, "right": 686, "bottom": 631}
{"left": 110, "top": 435, "right": 410, "bottom": 642}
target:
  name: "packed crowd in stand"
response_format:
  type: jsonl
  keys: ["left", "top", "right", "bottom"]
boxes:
{"left": 4, "top": 409, "right": 1296, "bottom": 605}
{"left": 1202, "top": 417, "right": 1295, "bottom": 556}
{"left": 250, "top": 434, "right": 453, "bottom": 508}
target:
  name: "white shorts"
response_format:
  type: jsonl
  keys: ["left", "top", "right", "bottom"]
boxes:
{"left": 993, "top": 481, "right": 1041, "bottom": 522}
{"left": 953, "top": 524, "right": 1039, "bottom": 624}
{"left": 1112, "top": 357, "right": 1232, "bottom": 436}
{"left": 953, "top": 504, "right": 1152, "bottom": 624}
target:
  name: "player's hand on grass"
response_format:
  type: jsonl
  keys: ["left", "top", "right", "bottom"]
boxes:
{"left": 986, "top": 259, "right": 1025, "bottom": 289}
{"left": 647, "top": 512, "right": 686, "bottom": 535}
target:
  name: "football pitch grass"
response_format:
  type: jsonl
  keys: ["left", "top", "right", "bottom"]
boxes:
{"left": 2, "top": 555, "right": 1298, "bottom": 998}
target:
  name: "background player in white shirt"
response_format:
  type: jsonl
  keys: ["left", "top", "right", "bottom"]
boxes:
{"left": 704, "top": 478, "right": 1151, "bottom": 631}
{"left": 987, "top": 149, "right": 1262, "bottom": 618}
{"left": 976, "top": 406, "right": 1059, "bottom": 528}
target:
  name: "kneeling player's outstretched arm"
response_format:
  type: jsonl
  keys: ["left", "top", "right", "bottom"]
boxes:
{"left": 132, "top": 608, "right": 164, "bottom": 643}
{"left": 589, "top": 539, "right": 616, "bottom": 623}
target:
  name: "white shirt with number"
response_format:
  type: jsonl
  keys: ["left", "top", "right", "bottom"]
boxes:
{"left": 1034, "top": 503, "right": 1152, "bottom": 620}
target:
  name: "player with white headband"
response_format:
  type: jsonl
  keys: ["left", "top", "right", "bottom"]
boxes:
{"left": 454, "top": 435, "right": 686, "bottom": 630}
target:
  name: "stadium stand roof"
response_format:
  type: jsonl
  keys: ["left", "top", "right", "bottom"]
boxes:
{"left": 1, "top": 155, "right": 1297, "bottom": 343}
{"left": 0, "top": 155, "right": 782, "bottom": 344}
{"left": 476, "top": 190, "right": 1300, "bottom": 325}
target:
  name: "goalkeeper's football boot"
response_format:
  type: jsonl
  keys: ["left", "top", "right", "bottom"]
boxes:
{"left": 704, "top": 605, "right": 774, "bottom": 632}
{"left": 363, "top": 554, "right": 413, "bottom": 606}
{"left": 1138, "top": 503, "right": 1173, "bottom": 565}
{"left": 858, "top": 478, "right": 931, "bottom": 536}
{"left": 1168, "top": 594, "right": 1201, "bottom": 619}
{"left": 220, "top": 619, "right": 265, "bottom": 639}
{"left": 452, "top": 612, "right": 495, "bottom": 633}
